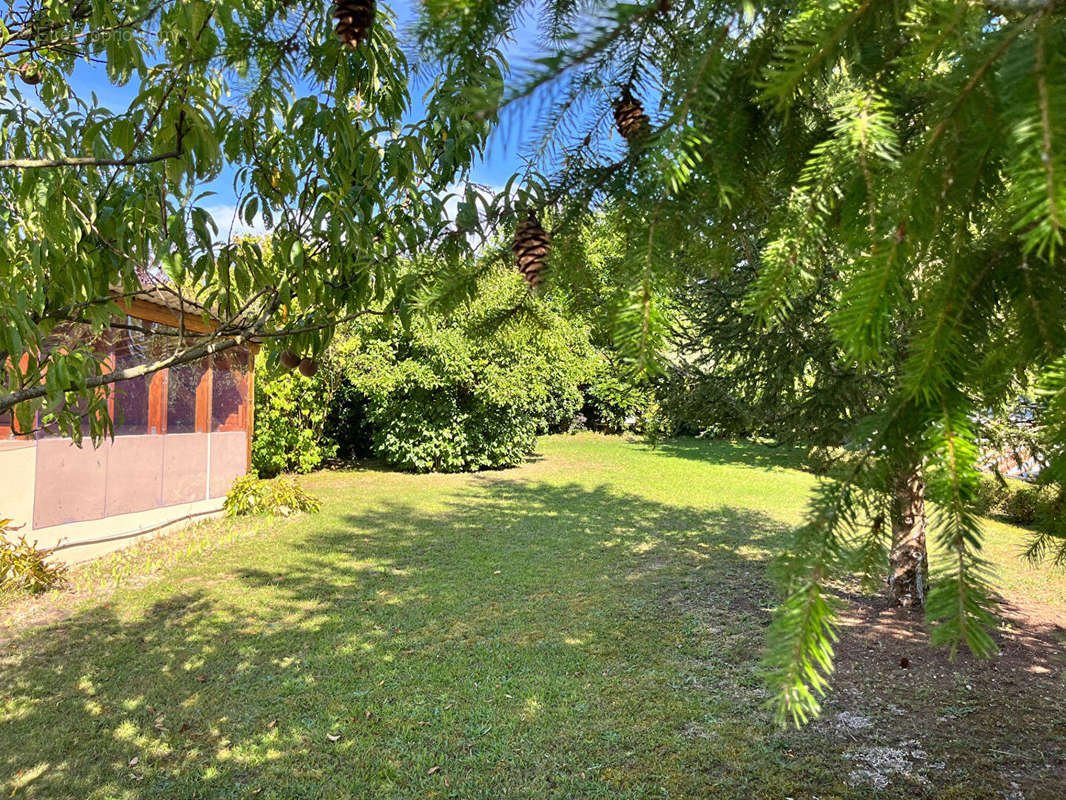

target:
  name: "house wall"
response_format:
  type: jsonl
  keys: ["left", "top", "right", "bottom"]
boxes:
{"left": 1, "top": 429, "right": 245, "bottom": 563}
{"left": 28, "top": 496, "right": 224, "bottom": 563}
{"left": 0, "top": 305, "right": 256, "bottom": 563}
{"left": 0, "top": 440, "right": 36, "bottom": 534}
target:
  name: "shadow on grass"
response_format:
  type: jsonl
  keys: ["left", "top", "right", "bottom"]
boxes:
{"left": 0, "top": 480, "right": 794, "bottom": 798}
{"left": 641, "top": 436, "right": 813, "bottom": 473}
{"left": 0, "top": 477, "right": 1062, "bottom": 798}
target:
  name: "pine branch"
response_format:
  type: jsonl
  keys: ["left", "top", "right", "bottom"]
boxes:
{"left": 923, "top": 400, "right": 999, "bottom": 658}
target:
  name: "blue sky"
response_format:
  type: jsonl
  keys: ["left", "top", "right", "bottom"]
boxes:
{"left": 64, "top": 0, "right": 536, "bottom": 230}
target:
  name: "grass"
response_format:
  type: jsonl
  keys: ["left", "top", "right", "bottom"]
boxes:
{"left": 1, "top": 434, "right": 1064, "bottom": 798}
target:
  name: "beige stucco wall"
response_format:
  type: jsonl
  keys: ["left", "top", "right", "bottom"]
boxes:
{"left": 0, "top": 441, "right": 37, "bottom": 534}
{"left": 2, "top": 441, "right": 225, "bottom": 564}
{"left": 35, "top": 497, "right": 225, "bottom": 564}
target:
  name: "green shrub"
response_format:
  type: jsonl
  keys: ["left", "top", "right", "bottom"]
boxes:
{"left": 1, "top": 519, "right": 67, "bottom": 594}
{"left": 369, "top": 390, "right": 539, "bottom": 472}
{"left": 252, "top": 360, "right": 339, "bottom": 477}
{"left": 640, "top": 400, "right": 676, "bottom": 446}
{"left": 973, "top": 473, "right": 1009, "bottom": 516}
{"left": 973, "top": 471, "right": 1049, "bottom": 525}
{"left": 339, "top": 269, "right": 597, "bottom": 473}
{"left": 1001, "top": 484, "right": 1043, "bottom": 525}
{"left": 224, "top": 473, "right": 321, "bottom": 517}
{"left": 322, "top": 380, "right": 375, "bottom": 461}
{"left": 584, "top": 371, "right": 653, "bottom": 433}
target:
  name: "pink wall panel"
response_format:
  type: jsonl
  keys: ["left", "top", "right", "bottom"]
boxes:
{"left": 34, "top": 438, "right": 109, "bottom": 528}
{"left": 162, "top": 434, "right": 209, "bottom": 506}
{"left": 209, "top": 431, "right": 247, "bottom": 498}
{"left": 105, "top": 435, "right": 164, "bottom": 517}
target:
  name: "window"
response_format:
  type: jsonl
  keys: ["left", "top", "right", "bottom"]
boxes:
{"left": 37, "top": 324, "right": 106, "bottom": 437}
{"left": 167, "top": 357, "right": 208, "bottom": 433}
{"left": 211, "top": 348, "right": 249, "bottom": 432}
{"left": 111, "top": 326, "right": 152, "bottom": 435}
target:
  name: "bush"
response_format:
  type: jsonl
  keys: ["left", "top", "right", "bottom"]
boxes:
{"left": 583, "top": 370, "right": 653, "bottom": 433}
{"left": 252, "top": 360, "right": 339, "bottom": 477}
{"left": 1002, "top": 484, "right": 1043, "bottom": 525}
{"left": 223, "top": 473, "right": 321, "bottom": 517}
{"left": 973, "top": 471, "right": 1049, "bottom": 525}
{"left": 1, "top": 519, "right": 67, "bottom": 594}
{"left": 369, "top": 389, "right": 539, "bottom": 472}
{"left": 339, "top": 269, "right": 598, "bottom": 472}
{"left": 972, "top": 472, "right": 1009, "bottom": 516}
{"left": 640, "top": 400, "right": 676, "bottom": 446}
{"left": 322, "top": 380, "right": 375, "bottom": 461}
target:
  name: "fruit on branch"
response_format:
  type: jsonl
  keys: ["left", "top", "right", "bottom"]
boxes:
{"left": 332, "top": 0, "right": 375, "bottom": 49}
{"left": 298, "top": 358, "right": 319, "bottom": 378}
{"left": 17, "top": 62, "right": 42, "bottom": 86}
{"left": 512, "top": 213, "right": 551, "bottom": 290}
{"left": 279, "top": 349, "right": 301, "bottom": 370}
{"left": 613, "top": 89, "right": 649, "bottom": 141}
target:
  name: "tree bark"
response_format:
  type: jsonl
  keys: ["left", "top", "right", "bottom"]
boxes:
{"left": 887, "top": 466, "right": 928, "bottom": 608}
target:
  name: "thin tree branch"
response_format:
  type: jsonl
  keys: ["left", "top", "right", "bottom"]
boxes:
{"left": 0, "top": 148, "right": 183, "bottom": 171}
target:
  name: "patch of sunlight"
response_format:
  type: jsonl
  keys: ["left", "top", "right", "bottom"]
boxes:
{"left": 273, "top": 656, "right": 299, "bottom": 669}
{"left": 143, "top": 740, "right": 173, "bottom": 758}
{"left": 521, "top": 696, "right": 542, "bottom": 721}
{"left": 113, "top": 720, "right": 139, "bottom": 741}
{"left": 351, "top": 557, "right": 398, "bottom": 573}
{"left": 77, "top": 675, "right": 97, "bottom": 695}
{"left": 735, "top": 544, "right": 772, "bottom": 559}
{"left": 298, "top": 613, "right": 333, "bottom": 629}
{"left": 563, "top": 636, "right": 585, "bottom": 646}
{"left": 83, "top": 699, "right": 104, "bottom": 716}
{"left": 121, "top": 697, "right": 144, "bottom": 711}
{"left": 0, "top": 698, "right": 30, "bottom": 721}
{"left": 183, "top": 656, "right": 206, "bottom": 672}
{"left": 8, "top": 761, "right": 48, "bottom": 790}
{"left": 630, "top": 539, "right": 661, "bottom": 554}
{"left": 230, "top": 743, "right": 284, "bottom": 764}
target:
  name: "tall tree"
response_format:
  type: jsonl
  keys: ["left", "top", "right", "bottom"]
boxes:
{"left": 415, "top": 0, "right": 1066, "bottom": 724}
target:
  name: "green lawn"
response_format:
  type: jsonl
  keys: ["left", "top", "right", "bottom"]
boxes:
{"left": 1, "top": 434, "right": 1064, "bottom": 798}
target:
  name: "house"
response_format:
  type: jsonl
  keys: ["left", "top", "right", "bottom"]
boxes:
{"left": 0, "top": 290, "right": 257, "bottom": 562}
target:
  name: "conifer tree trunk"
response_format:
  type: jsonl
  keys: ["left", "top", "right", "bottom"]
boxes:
{"left": 887, "top": 466, "right": 928, "bottom": 608}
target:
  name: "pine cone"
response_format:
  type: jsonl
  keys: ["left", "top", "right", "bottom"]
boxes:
{"left": 333, "top": 0, "right": 375, "bottom": 49}
{"left": 512, "top": 214, "right": 550, "bottom": 289}
{"left": 614, "top": 91, "right": 649, "bottom": 141}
